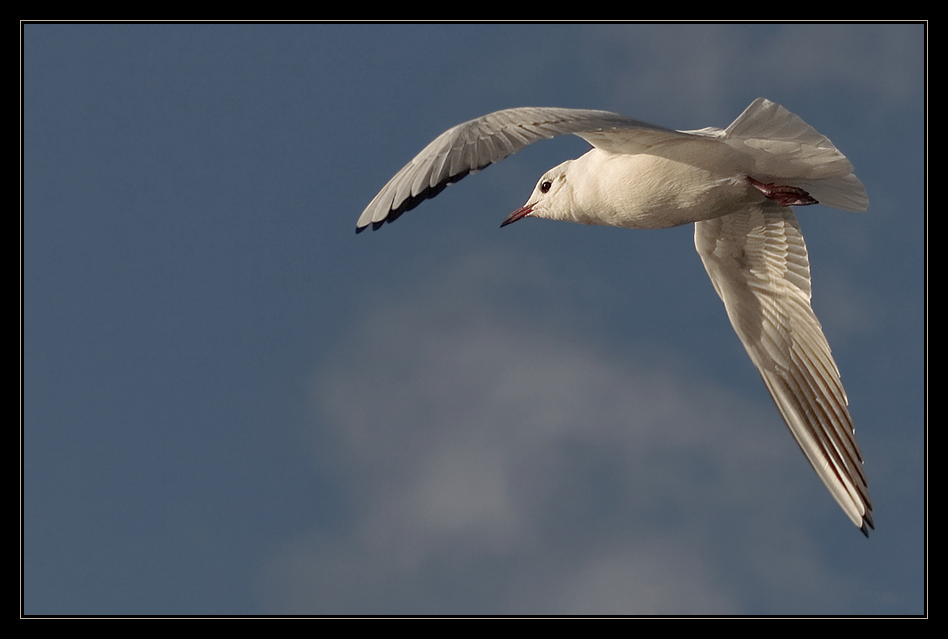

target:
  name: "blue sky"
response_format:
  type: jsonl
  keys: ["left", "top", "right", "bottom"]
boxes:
{"left": 23, "top": 23, "right": 925, "bottom": 615}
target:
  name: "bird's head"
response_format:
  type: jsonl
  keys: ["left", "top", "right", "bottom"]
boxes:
{"left": 501, "top": 161, "right": 574, "bottom": 227}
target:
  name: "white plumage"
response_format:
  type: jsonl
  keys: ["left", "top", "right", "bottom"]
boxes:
{"left": 358, "top": 98, "right": 873, "bottom": 536}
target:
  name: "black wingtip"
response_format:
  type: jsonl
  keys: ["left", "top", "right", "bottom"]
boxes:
{"left": 354, "top": 218, "right": 393, "bottom": 234}
{"left": 355, "top": 167, "right": 481, "bottom": 236}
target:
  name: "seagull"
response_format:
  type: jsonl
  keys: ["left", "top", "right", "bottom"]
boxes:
{"left": 357, "top": 98, "right": 873, "bottom": 536}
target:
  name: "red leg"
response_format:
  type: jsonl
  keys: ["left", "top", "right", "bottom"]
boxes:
{"left": 747, "top": 176, "right": 818, "bottom": 207}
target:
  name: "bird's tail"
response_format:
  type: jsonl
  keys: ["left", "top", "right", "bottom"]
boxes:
{"left": 723, "top": 98, "right": 868, "bottom": 212}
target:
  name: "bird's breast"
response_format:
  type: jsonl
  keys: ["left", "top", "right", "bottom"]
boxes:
{"left": 572, "top": 148, "right": 756, "bottom": 230}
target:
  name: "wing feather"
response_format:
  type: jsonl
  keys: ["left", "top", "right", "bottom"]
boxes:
{"left": 695, "top": 203, "right": 873, "bottom": 534}
{"left": 357, "top": 107, "right": 690, "bottom": 231}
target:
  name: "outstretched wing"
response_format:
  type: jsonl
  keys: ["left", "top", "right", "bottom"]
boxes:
{"left": 357, "top": 107, "right": 695, "bottom": 232}
{"left": 695, "top": 203, "right": 873, "bottom": 535}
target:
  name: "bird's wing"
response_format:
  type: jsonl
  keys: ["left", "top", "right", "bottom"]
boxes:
{"left": 357, "top": 107, "right": 700, "bottom": 231}
{"left": 694, "top": 203, "right": 873, "bottom": 535}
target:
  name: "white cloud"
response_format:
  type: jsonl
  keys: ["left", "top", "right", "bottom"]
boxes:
{"left": 260, "top": 249, "right": 865, "bottom": 614}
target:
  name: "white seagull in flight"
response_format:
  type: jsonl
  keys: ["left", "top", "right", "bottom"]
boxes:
{"left": 357, "top": 98, "right": 873, "bottom": 536}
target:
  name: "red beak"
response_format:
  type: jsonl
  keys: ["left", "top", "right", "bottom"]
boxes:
{"left": 501, "top": 204, "right": 533, "bottom": 228}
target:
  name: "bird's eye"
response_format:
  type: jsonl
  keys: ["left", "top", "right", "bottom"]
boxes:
{"left": 540, "top": 180, "right": 552, "bottom": 193}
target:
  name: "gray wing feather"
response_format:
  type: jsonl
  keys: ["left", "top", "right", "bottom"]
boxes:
{"left": 695, "top": 203, "right": 873, "bottom": 535}
{"left": 357, "top": 107, "right": 686, "bottom": 231}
